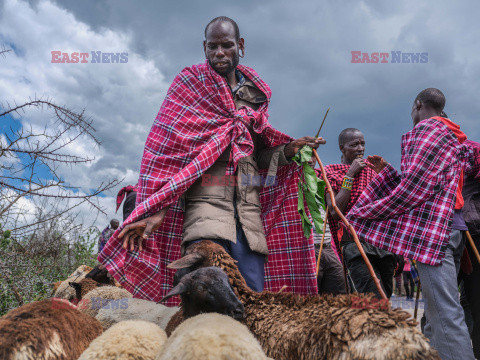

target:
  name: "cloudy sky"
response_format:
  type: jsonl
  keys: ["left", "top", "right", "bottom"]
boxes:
{"left": 1, "top": 0, "right": 480, "bottom": 230}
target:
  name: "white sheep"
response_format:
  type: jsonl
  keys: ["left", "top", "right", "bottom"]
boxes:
{"left": 78, "top": 320, "right": 167, "bottom": 360}
{"left": 78, "top": 285, "right": 133, "bottom": 318}
{"left": 53, "top": 264, "right": 93, "bottom": 300}
{"left": 95, "top": 298, "right": 179, "bottom": 330}
{"left": 156, "top": 313, "right": 269, "bottom": 360}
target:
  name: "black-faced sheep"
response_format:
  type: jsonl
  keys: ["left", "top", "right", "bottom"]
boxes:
{"left": 52, "top": 264, "right": 93, "bottom": 300}
{"left": 156, "top": 313, "right": 269, "bottom": 360}
{"left": 85, "top": 263, "right": 122, "bottom": 287}
{"left": 79, "top": 320, "right": 167, "bottom": 360}
{"left": 160, "top": 267, "right": 244, "bottom": 336}
{"left": 0, "top": 298, "right": 103, "bottom": 360}
{"left": 168, "top": 240, "right": 440, "bottom": 360}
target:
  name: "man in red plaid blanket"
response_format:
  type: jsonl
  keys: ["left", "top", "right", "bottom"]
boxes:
{"left": 98, "top": 16, "right": 324, "bottom": 303}
{"left": 347, "top": 88, "right": 479, "bottom": 360}
{"left": 324, "top": 128, "right": 397, "bottom": 298}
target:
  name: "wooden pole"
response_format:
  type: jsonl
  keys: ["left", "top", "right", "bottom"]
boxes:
{"left": 466, "top": 230, "right": 480, "bottom": 265}
{"left": 414, "top": 278, "right": 421, "bottom": 320}
{"left": 316, "top": 208, "right": 329, "bottom": 276}
{"left": 313, "top": 149, "right": 387, "bottom": 300}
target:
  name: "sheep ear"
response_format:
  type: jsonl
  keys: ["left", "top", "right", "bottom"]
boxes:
{"left": 168, "top": 253, "right": 204, "bottom": 269}
{"left": 158, "top": 283, "right": 187, "bottom": 303}
{"left": 69, "top": 282, "right": 81, "bottom": 290}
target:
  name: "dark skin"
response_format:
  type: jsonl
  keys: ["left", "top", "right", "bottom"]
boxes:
{"left": 326, "top": 131, "right": 365, "bottom": 220}
{"left": 119, "top": 20, "right": 325, "bottom": 251}
{"left": 367, "top": 100, "right": 443, "bottom": 175}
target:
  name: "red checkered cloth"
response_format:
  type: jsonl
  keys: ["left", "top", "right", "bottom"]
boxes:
{"left": 98, "top": 61, "right": 317, "bottom": 305}
{"left": 347, "top": 118, "right": 472, "bottom": 265}
{"left": 321, "top": 165, "right": 377, "bottom": 252}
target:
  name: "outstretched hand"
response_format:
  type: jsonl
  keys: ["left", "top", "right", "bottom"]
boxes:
{"left": 119, "top": 207, "right": 169, "bottom": 251}
{"left": 366, "top": 155, "right": 388, "bottom": 174}
{"left": 284, "top": 136, "right": 326, "bottom": 159}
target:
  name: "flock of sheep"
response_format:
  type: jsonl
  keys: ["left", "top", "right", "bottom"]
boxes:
{"left": 0, "top": 240, "right": 441, "bottom": 359}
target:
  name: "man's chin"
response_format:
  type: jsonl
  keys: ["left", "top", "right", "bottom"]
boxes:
{"left": 212, "top": 65, "right": 234, "bottom": 77}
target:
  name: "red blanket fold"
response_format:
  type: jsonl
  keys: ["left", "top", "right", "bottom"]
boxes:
{"left": 99, "top": 61, "right": 317, "bottom": 304}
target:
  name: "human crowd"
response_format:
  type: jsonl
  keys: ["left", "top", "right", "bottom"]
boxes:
{"left": 98, "top": 16, "right": 480, "bottom": 360}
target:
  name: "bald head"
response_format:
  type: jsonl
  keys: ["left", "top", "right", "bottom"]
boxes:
{"left": 414, "top": 88, "right": 445, "bottom": 113}
{"left": 205, "top": 16, "right": 240, "bottom": 41}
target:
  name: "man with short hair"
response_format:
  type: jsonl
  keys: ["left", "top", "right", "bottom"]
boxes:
{"left": 347, "top": 88, "right": 478, "bottom": 360}
{"left": 99, "top": 17, "right": 324, "bottom": 301}
{"left": 324, "top": 128, "right": 396, "bottom": 298}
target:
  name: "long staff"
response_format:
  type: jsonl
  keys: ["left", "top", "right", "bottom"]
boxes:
{"left": 312, "top": 149, "right": 387, "bottom": 300}
{"left": 466, "top": 230, "right": 480, "bottom": 265}
{"left": 316, "top": 208, "right": 329, "bottom": 276}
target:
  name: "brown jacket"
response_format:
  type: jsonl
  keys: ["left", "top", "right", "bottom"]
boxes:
{"left": 182, "top": 75, "right": 290, "bottom": 255}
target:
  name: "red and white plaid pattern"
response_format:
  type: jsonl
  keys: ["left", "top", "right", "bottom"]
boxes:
{"left": 98, "top": 61, "right": 317, "bottom": 304}
{"left": 347, "top": 118, "right": 471, "bottom": 265}
{"left": 321, "top": 165, "right": 377, "bottom": 251}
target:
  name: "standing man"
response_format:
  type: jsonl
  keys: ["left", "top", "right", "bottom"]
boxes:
{"left": 324, "top": 128, "right": 396, "bottom": 298}
{"left": 99, "top": 17, "right": 324, "bottom": 301}
{"left": 347, "top": 88, "right": 477, "bottom": 360}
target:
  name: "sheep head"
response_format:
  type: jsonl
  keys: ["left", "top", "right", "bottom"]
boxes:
{"left": 159, "top": 266, "right": 244, "bottom": 320}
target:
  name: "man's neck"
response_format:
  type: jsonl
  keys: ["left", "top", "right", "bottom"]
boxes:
{"left": 225, "top": 69, "right": 238, "bottom": 89}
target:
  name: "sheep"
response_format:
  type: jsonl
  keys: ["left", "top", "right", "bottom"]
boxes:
{"left": 156, "top": 313, "right": 269, "bottom": 360}
{"left": 0, "top": 298, "right": 102, "bottom": 360}
{"left": 168, "top": 240, "right": 440, "bottom": 360}
{"left": 85, "top": 263, "right": 122, "bottom": 287}
{"left": 69, "top": 277, "right": 109, "bottom": 300}
{"left": 158, "top": 266, "right": 244, "bottom": 336}
{"left": 77, "top": 285, "right": 133, "bottom": 318}
{"left": 95, "top": 298, "right": 179, "bottom": 330}
{"left": 53, "top": 264, "right": 93, "bottom": 300}
{"left": 78, "top": 320, "right": 167, "bottom": 360}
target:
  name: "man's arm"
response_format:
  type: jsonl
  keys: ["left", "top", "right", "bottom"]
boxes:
{"left": 327, "top": 158, "right": 367, "bottom": 219}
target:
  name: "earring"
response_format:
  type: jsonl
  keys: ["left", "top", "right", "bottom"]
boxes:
{"left": 239, "top": 49, "right": 245, "bottom": 58}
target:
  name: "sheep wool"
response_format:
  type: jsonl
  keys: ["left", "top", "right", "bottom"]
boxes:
{"left": 77, "top": 285, "right": 132, "bottom": 318}
{"left": 79, "top": 320, "right": 167, "bottom": 360}
{"left": 156, "top": 313, "right": 269, "bottom": 360}
{"left": 95, "top": 298, "right": 179, "bottom": 330}
{"left": 53, "top": 264, "right": 93, "bottom": 300}
{"left": 0, "top": 298, "right": 102, "bottom": 360}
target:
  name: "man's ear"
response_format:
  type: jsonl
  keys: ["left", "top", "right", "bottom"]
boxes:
{"left": 415, "top": 99, "right": 422, "bottom": 111}
{"left": 238, "top": 38, "right": 245, "bottom": 51}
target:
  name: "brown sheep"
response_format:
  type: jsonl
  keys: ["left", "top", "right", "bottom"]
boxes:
{"left": 168, "top": 240, "right": 440, "bottom": 360}
{"left": 69, "top": 278, "right": 109, "bottom": 300}
{"left": 0, "top": 298, "right": 103, "bottom": 360}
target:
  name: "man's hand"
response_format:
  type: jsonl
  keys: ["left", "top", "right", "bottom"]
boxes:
{"left": 366, "top": 155, "right": 388, "bottom": 174}
{"left": 284, "top": 136, "right": 326, "bottom": 159}
{"left": 346, "top": 158, "right": 367, "bottom": 178}
{"left": 119, "top": 207, "right": 169, "bottom": 251}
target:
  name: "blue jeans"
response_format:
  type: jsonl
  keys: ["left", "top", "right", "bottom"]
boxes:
{"left": 188, "top": 220, "right": 265, "bottom": 292}
{"left": 417, "top": 230, "right": 474, "bottom": 360}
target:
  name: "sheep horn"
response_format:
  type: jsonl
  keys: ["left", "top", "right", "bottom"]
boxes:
{"left": 168, "top": 253, "right": 204, "bottom": 269}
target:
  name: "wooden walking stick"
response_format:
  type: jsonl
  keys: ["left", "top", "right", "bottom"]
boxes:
{"left": 312, "top": 149, "right": 387, "bottom": 300}
{"left": 414, "top": 279, "right": 422, "bottom": 320}
{"left": 316, "top": 208, "right": 329, "bottom": 276}
{"left": 466, "top": 230, "right": 480, "bottom": 265}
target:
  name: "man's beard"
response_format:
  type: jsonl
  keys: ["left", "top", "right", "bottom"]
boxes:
{"left": 208, "top": 52, "right": 240, "bottom": 76}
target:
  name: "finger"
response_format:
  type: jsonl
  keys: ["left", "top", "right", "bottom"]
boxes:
{"left": 315, "top": 137, "right": 326, "bottom": 144}
{"left": 143, "top": 221, "right": 155, "bottom": 240}
{"left": 119, "top": 224, "right": 131, "bottom": 239}
{"left": 139, "top": 237, "right": 144, "bottom": 252}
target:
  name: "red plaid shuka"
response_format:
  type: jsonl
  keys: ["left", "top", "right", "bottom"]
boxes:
{"left": 98, "top": 61, "right": 317, "bottom": 304}
{"left": 347, "top": 118, "right": 472, "bottom": 266}
{"left": 321, "top": 165, "right": 377, "bottom": 252}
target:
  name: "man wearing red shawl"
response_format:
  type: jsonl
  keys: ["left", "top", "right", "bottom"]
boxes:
{"left": 324, "top": 128, "right": 396, "bottom": 298}
{"left": 347, "top": 89, "right": 479, "bottom": 360}
{"left": 98, "top": 17, "right": 324, "bottom": 303}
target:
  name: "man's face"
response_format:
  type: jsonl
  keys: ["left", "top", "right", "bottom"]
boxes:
{"left": 203, "top": 21, "right": 244, "bottom": 76}
{"left": 340, "top": 131, "right": 365, "bottom": 164}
